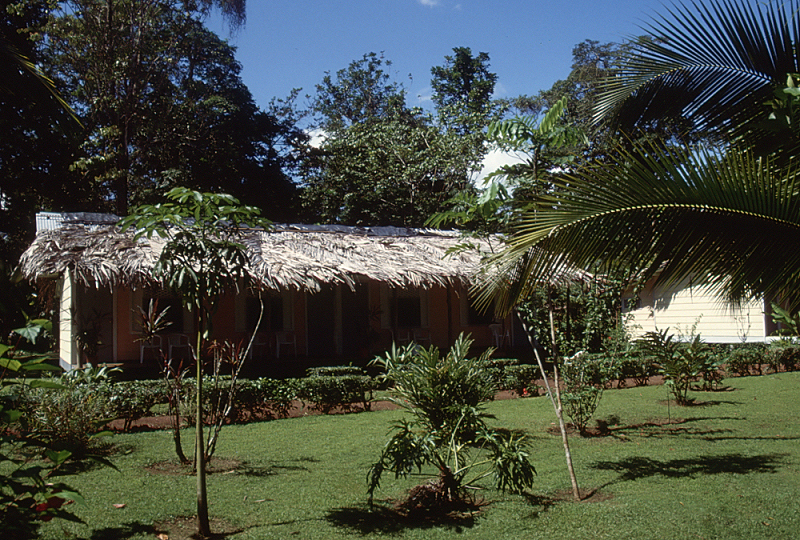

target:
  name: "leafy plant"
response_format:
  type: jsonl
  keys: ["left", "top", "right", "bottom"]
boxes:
{"left": 770, "top": 302, "right": 800, "bottom": 337}
{"left": 560, "top": 352, "right": 618, "bottom": 435}
{"left": 1, "top": 320, "right": 86, "bottom": 538}
{"left": 119, "top": 187, "right": 269, "bottom": 537}
{"left": 637, "top": 328, "right": 716, "bottom": 405}
{"left": 20, "top": 365, "right": 117, "bottom": 457}
{"left": 366, "top": 335, "right": 536, "bottom": 510}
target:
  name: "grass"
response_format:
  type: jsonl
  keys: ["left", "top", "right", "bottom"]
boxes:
{"left": 34, "top": 372, "right": 800, "bottom": 539}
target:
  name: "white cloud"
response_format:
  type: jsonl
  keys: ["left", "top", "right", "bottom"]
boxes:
{"left": 308, "top": 128, "right": 327, "bottom": 149}
{"left": 415, "top": 86, "right": 433, "bottom": 104}
{"left": 418, "top": 0, "right": 440, "bottom": 6}
{"left": 492, "top": 81, "right": 508, "bottom": 99}
{"left": 474, "top": 148, "right": 526, "bottom": 185}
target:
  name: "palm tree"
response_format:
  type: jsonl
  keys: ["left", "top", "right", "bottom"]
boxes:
{"left": 480, "top": 0, "right": 800, "bottom": 314}
{"left": 480, "top": 140, "right": 800, "bottom": 312}
{"left": 595, "top": 0, "right": 800, "bottom": 156}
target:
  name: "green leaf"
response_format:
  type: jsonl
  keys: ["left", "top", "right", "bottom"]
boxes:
{"left": 44, "top": 449, "right": 72, "bottom": 465}
{"left": 0, "top": 357, "right": 22, "bottom": 372}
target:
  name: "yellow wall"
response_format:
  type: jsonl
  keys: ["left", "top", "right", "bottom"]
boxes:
{"left": 625, "top": 277, "right": 769, "bottom": 343}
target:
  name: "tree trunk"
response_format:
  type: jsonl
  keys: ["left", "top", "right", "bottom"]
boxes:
{"left": 516, "top": 307, "right": 581, "bottom": 501}
{"left": 195, "top": 319, "right": 210, "bottom": 537}
{"left": 548, "top": 304, "right": 581, "bottom": 501}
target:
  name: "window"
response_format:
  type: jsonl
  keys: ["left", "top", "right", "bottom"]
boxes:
{"left": 380, "top": 285, "right": 428, "bottom": 329}
{"left": 136, "top": 288, "right": 184, "bottom": 334}
{"left": 396, "top": 295, "right": 421, "bottom": 328}
{"left": 246, "top": 295, "right": 284, "bottom": 332}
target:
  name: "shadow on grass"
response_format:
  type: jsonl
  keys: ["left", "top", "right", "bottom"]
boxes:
{"left": 88, "top": 521, "right": 157, "bottom": 540}
{"left": 239, "top": 456, "right": 320, "bottom": 478}
{"left": 521, "top": 493, "right": 558, "bottom": 518}
{"left": 592, "top": 452, "right": 788, "bottom": 484}
{"left": 326, "top": 503, "right": 479, "bottom": 535}
{"left": 606, "top": 416, "right": 742, "bottom": 440}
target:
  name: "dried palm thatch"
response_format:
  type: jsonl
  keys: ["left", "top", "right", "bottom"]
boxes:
{"left": 20, "top": 222, "right": 506, "bottom": 292}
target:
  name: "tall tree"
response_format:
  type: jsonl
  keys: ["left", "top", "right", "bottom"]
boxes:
{"left": 430, "top": 46, "right": 499, "bottom": 135}
{"left": 430, "top": 47, "right": 500, "bottom": 179}
{"left": 0, "top": 0, "right": 84, "bottom": 267}
{"left": 38, "top": 0, "right": 299, "bottom": 217}
{"left": 302, "top": 107, "right": 473, "bottom": 227}
{"left": 120, "top": 187, "right": 267, "bottom": 538}
{"left": 310, "top": 51, "right": 406, "bottom": 134}
{"left": 303, "top": 52, "right": 484, "bottom": 226}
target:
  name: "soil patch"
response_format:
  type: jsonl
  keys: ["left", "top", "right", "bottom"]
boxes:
{"left": 109, "top": 390, "right": 526, "bottom": 432}
{"left": 153, "top": 516, "right": 242, "bottom": 540}
{"left": 146, "top": 458, "right": 241, "bottom": 476}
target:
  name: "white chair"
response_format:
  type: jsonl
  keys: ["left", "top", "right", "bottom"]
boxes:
{"left": 275, "top": 330, "right": 296, "bottom": 358}
{"left": 489, "top": 323, "right": 510, "bottom": 349}
{"left": 139, "top": 334, "right": 163, "bottom": 363}
{"left": 247, "top": 332, "right": 270, "bottom": 361}
{"left": 168, "top": 334, "right": 194, "bottom": 361}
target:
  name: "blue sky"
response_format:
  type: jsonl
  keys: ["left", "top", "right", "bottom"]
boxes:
{"left": 208, "top": 0, "right": 670, "bottom": 113}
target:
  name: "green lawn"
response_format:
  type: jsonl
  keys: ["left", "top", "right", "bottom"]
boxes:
{"left": 38, "top": 372, "right": 800, "bottom": 539}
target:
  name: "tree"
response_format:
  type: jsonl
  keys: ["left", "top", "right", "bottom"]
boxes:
{"left": 593, "top": 0, "right": 800, "bottom": 157}
{"left": 431, "top": 47, "right": 499, "bottom": 135}
{"left": 119, "top": 187, "right": 268, "bottom": 538}
{"left": 302, "top": 52, "right": 484, "bottom": 226}
{"left": 0, "top": 1, "right": 85, "bottom": 269}
{"left": 310, "top": 52, "right": 406, "bottom": 134}
{"left": 302, "top": 107, "right": 474, "bottom": 226}
{"left": 38, "top": 0, "right": 298, "bottom": 216}
{"left": 479, "top": 0, "right": 800, "bottom": 315}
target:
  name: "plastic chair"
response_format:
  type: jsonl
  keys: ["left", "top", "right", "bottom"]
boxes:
{"left": 168, "top": 334, "right": 194, "bottom": 361}
{"left": 140, "top": 334, "right": 163, "bottom": 363}
{"left": 489, "top": 323, "right": 510, "bottom": 349}
{"left": 275, "top": 330, "right": 296, "bottom": 358}
{"left": 247, "top": 332, "right": 270, "bottom": 361}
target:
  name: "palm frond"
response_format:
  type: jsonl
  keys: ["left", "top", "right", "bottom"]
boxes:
{"left": 595, "top": 0, "right": 800, "bottom": 150}
{"left": 477, "top": 139, "right": 800, "bottom": 314}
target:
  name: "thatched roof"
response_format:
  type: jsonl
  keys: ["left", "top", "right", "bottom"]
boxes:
{"left": 20, "top": 218, "right": 503, "bottom": 292}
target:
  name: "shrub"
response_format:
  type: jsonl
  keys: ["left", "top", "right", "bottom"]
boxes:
{"left": 19, "top": 367, "right": 117, "bottom": 456}
{"left": 228, "top": 378, "right": 297, "bottom": 421}
{"left": 367, "top": 335, "right": 536, "bottom": 508}
{"left": 501, "top": 364, "right": 540, "bottom": 397}
{"left": 725, "top": 345, "right": 765, "bottom": 377}
{"left": 295, "top": 370, "right": 375, "bottom": 413}
{"left": 765, "top": 342, "right": 800, "bottom": 373}
{"left": 560, "top": 352, "right": 617, "bottom": 435}
{"left": 616, "top": 350, "right": 656, "bottom": 387}
{"left": 108, "top": 380, "right": 167, "bottom": 431}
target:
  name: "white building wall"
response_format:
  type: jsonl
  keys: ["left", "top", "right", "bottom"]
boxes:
{"left": 625, "top": 277, "right": 768, "bottom": 343}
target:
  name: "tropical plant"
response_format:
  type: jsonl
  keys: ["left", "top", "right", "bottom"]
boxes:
{"left": 119, "top": 187, "right": 268, "bottom": 537}
{"left": 479, "top": 140, "right": 800, "bottom": 314}
{"left": 560, "top": 352, "right": 619, "bottom": 435}
{"left": 1, "top": 320, "right": 87, "bottom": 538}
{"left": 477, "top": 0, "right": 800, "bottom": 320}
{"left": 594, "top": 0, "right": 800, "bottom": 157}
{"left": 487, "top": 95, "right": 588, "bottom": 203}
{"left": 770, "top": 302, "right": 800, "bottom": 337}
{"left": 366, "top": 335, "right": 536, "bottom": 511}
